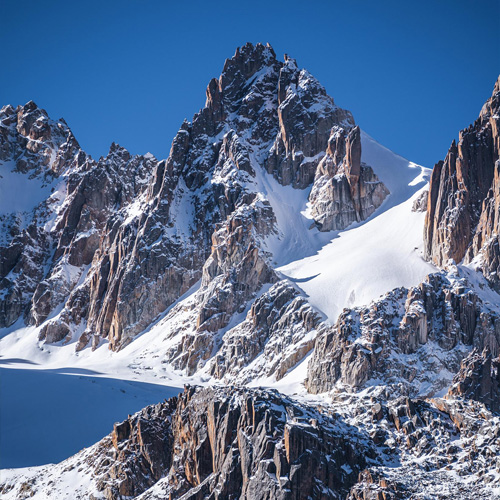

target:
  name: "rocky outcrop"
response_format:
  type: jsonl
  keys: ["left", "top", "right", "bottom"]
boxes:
{"left": 35, "top": 144, "right": 156, "bottom": 337}
{"left": 447, "top": 347, "right": 500, "bottom": 413}
{"left": 466, "top": 154, "right": 500, "bottom": 289}
{"left": 163, "top": 203, "right": 277, "bottom": 375}
{"left": 411, "top": 189, "right": 428, "bottom": 212}
{"left": 0, "top": 386, "right": 373, "bottom": 499}
{"left": 424, "top": 76, "right": 500, "bottom": 281}
{"left": 0, "top": 101, "right": 81, "bottom": 177}
{"left": 266, "top": 55, "right": 355, "bottom": 189}
{"left": 346, "top": 395, "right": 500, "bottom": 500}
{"left": 96, "top": 398, "right": 177, "bottom": 497}
{"left": 3, "top": 386, "right": 498, "bottom": 499}
{"left": 0, "top": 101, "right": 85, "bottom": 328}
{"left": 309, "top": 125, "right": 389, "bottom": 231}
{"left": 306, "top": 273, "right": 500, "bottom": 395}
{"left": 197, "top": 200, "right": 277, "bottom": 334}
{"left": 209, "top": 280, "right": 324, "bottom": 383}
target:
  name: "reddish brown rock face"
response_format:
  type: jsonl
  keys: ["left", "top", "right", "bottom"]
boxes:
{"left": 76, "top": 386, "right": 371, "bottom": 500}
{"left": 424, "top": 76, "right": 500, "bottom": 276}
{"left": 2, "top": 385, "right": 498, "bottom": 499}
{"left": 309, "top": 125, "right": 389, "bottom": 231}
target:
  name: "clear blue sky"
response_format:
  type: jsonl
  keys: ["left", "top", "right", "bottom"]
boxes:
{"left": 1, "top": 0, "right": 498, "bottom": 168}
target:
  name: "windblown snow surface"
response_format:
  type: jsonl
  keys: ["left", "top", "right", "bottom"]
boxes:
{"left": 0, "top": 131, "right": 438, "bottom": 471}
{"left": 0, "top": 161, "right": 56, "bottom": 217}
{"left": 276, "top": 131, "right": 435, "bottom": 322}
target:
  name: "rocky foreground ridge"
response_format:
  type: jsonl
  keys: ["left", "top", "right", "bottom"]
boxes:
{"left": 1, "top": 385, "right": 498, "bottom": 499}
{"left": 1, "top": 44, "right": 500, "bottom": 499}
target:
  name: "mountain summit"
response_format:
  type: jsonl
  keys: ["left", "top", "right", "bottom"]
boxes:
{"left": 0, "top": 45, "right": 499, "bottom": 499}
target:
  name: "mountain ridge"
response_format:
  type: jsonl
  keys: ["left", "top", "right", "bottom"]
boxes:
{"left": 1, "top": 43, "right": 499, "bottom": 499}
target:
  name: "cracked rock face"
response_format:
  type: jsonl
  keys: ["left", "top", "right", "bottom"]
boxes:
{"left": 0, "top": 386, "right": 372, "bottom": 500}
{"left": 0, "top": 101, "right": 86, "bottom": 328}
{"left": 209, "top": 280, "right": 324, "bottom": 384}
{"left": 1, "top": 42, "right": 388, "bottom": 361}
{"left": 448, "top": 347, "right": 500, "bottom": 413}
{"left": 424, "top": 76, "right": 500, "bottom": 286}
{"left": 309, "top": 125, "right": 389, "bottom": 231}
{"left": 1, "top": 386, "right": 498, "bottom": 500}
{"left": 306, "top": 273, "right": 500, "bottom": 396}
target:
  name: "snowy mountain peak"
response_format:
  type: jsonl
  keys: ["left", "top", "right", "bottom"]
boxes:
{"left": 1, "top": 51, "right": 499, "bottom": 500}
{"left": 0, "top": 100, "right": 81, "bottom": 179}
{"left": 0, "top": 45, "right": 428, "bottom": 356}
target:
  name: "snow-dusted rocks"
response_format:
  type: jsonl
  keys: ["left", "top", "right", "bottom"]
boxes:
{"left": 1, "top": 42, "right": 395, "bottom": 354}
{"left": 1, "top": 386, "right": 498, "bottom": 500}
{"left": 448, "top": 347, "right": 500, "bottom": 413}
{"left": 0, "top": 101, "right": 85, "bottom": 328}
{"left": 38, "top": 145, "right": 157, "bottom": 345}
{"left": 266, "top": 54, "right": 355, "bottom": 189}
{"left": 209, "top": 280, "right": 323, "bottom": 383}
{"left": 306, "top": 273, "right": 499, "bottom": 396}
{"left": 348, "top": 395, "right": 500, "bottom": 499}
{"left": 0, "top": 101, "right": 81, "bottom": 179}
{"left": 0, "top": 386, "right": 371, "bottom": 500}
{"left": 309, "top": 125, "right": 389, "bottom": 231}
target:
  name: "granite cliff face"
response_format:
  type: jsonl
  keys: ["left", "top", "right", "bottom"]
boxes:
{"left": 0, "top": 42, "right": 389, "bottom": 362}
{"left": 1, "top": 45, "right": 500, "bottom": 500}
{"left": 0, "top": 386, "right": 373, "bottom": 499}
{"left": 1, "top": 385, "right": 498, "bottom": 500}
{"left": 424, "top": 76, "right": 500, "bottom": 288}
{"left": 0, "top": 101, "right": 86, "bottom": 328}
{"left": 209, "top": 280, "right": 324, "bottom": 384}
{"left": 309, "top": 125, "right": 389, "bottom": 231}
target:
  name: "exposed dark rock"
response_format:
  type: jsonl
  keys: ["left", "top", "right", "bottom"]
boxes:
{"left": 447, "top": 347, "right": 500, "bottom": 413}
{"left": 2, "top": 386, "right": 498, "bottom": 499}
{"left": 8, "top": 386, "right": 371, "bottom": 500}
{"left": 265, "top": 56, "right": 355, "bottom": 189}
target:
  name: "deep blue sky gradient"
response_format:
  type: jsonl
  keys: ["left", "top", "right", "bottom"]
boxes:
{"left": 1, "top": 0, "right": 498, "bottom": 167}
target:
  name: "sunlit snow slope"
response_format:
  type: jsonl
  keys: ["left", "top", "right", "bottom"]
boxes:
{"left": 277, "top": 130, "right": 435, "bottom": 322}
{"left": 0, "top": 130, "right": 436, "bottom": 469}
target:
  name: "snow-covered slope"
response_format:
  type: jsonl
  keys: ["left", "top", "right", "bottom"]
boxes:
{"left": 279, "top": 131, "right": 435, "bottom": 322}
{"left": 0, "top": 161, "right": 58, "bottom": 217}
{"left": 1, "top": 46, "right": 499, "bottom": 500}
